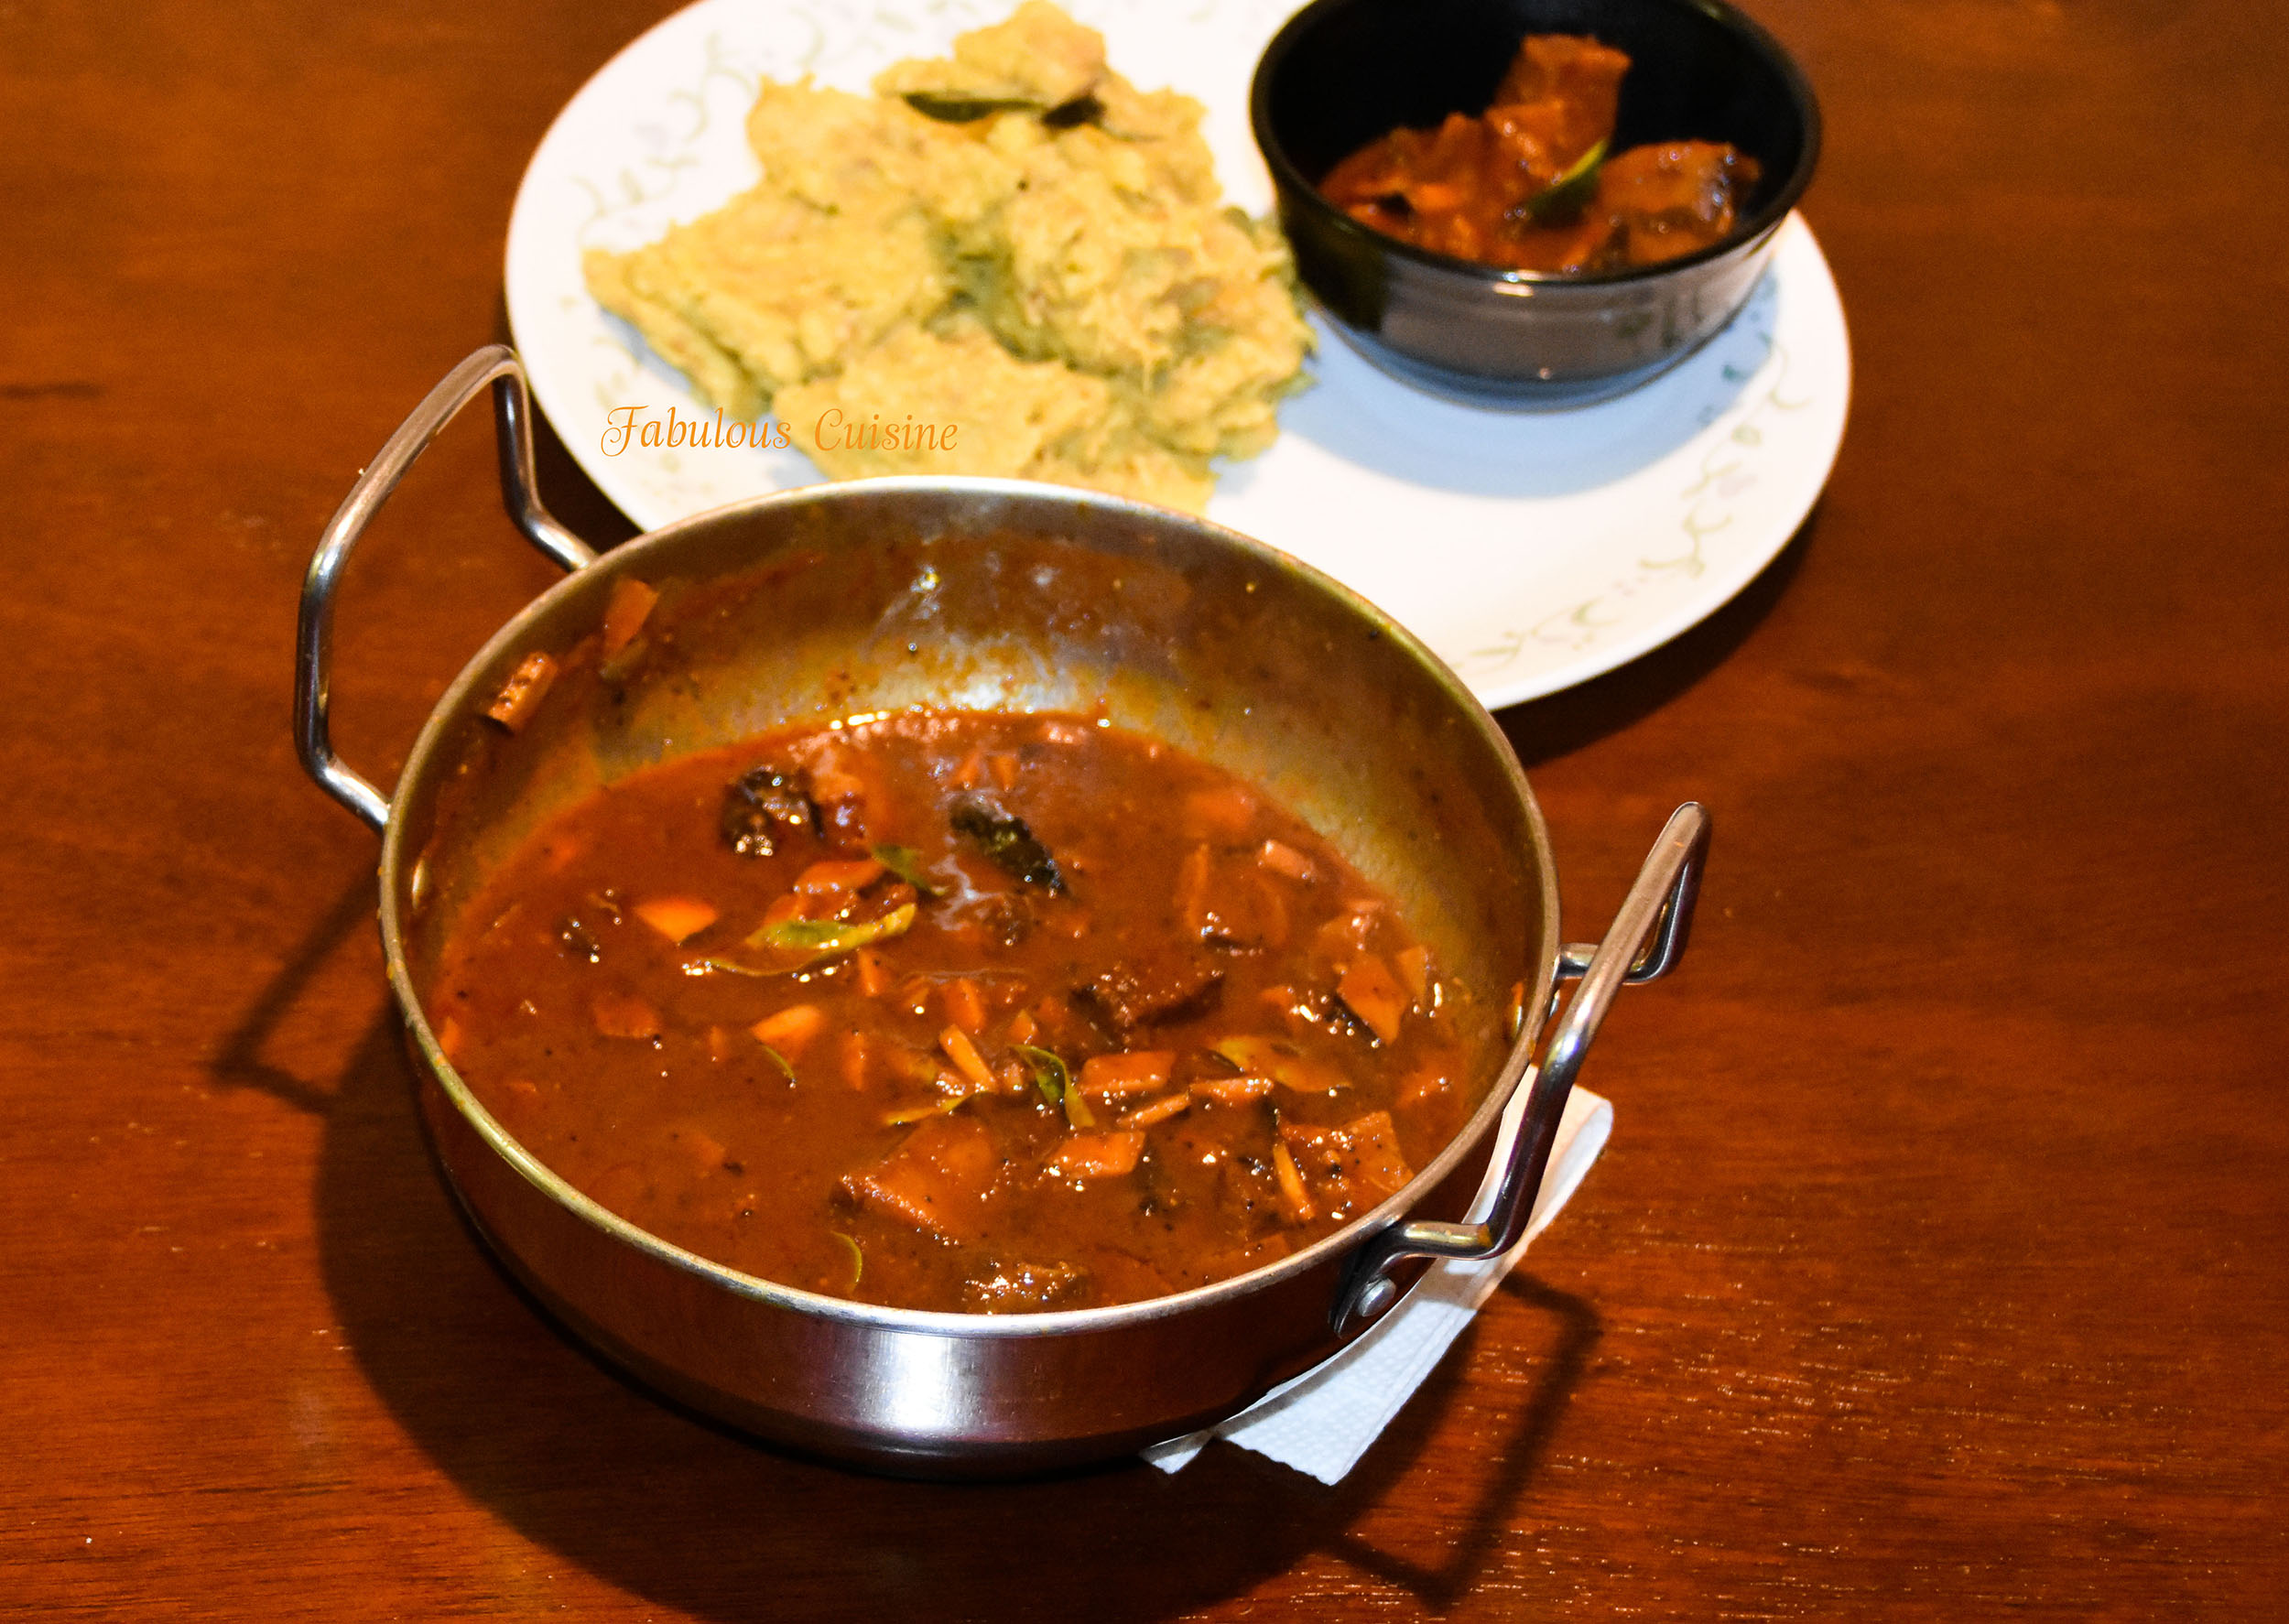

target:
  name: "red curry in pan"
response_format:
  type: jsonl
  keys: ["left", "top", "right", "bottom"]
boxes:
{"left": 429, "top": 708, "right": 1491, "bottom": 1315}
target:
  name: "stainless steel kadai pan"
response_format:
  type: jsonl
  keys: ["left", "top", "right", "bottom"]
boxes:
{"left": 296, "top": 345, "right": 1708, "bottom": 1478}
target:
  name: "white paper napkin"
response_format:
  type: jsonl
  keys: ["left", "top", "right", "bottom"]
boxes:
{"left": 1143, "top": 1074, "right": 1611, "bottom": 1484}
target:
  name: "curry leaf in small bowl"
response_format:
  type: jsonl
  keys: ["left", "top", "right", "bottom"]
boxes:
{"left": 1519, "top": 137, "right": 1608, "bottom": 225}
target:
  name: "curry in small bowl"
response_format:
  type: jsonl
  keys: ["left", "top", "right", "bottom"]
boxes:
{"left": 1317, "top": 33, "right": 1762, "bottom": 276}
{"left": 1251, "top": 0, "right": 1820, "bottom": 405}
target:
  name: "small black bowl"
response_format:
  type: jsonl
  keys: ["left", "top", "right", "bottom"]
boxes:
{"left": 1252, "top": 0, "right": 1820, "bottom": 408}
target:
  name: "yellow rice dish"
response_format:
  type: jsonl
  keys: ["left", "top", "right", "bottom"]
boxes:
{"left": 582, "top": 2, "right": 1311, "bottom": 513}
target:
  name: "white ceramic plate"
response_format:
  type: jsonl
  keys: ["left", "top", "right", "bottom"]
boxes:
{"left": 505, "top": 0, "right": 1850, "bottom": 709}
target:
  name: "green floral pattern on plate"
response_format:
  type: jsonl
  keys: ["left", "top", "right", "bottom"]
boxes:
{"left": 504, "top": 0, "right": 1850, "bottom": 708}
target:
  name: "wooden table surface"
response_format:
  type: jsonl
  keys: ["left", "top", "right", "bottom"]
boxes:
{"left": 5, "top": 0, "right": 2284, "bottom": 1616}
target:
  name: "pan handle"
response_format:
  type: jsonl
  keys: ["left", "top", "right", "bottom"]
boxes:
{"left": 1330, "top": 802, "right": 1710, "bottom": 1335}
{"left": 295, "top": 345, "right": 596, "bottom": 833}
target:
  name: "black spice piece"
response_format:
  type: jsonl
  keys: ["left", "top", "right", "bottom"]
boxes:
{"left": 721, "top": 766, "right": 818, "bottom": 858}
{"left": 950, "top": 799, "right": 1066, "bottom": 893}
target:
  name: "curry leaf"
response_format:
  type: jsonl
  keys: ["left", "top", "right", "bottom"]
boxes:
{"left": 1522, "top": 136, "right": 1608, "bottom": 225}
{"left": 702, "top": 902, "right": 918, "bottom": 976}
{"left": 870, "top": 842, "right": 944, "bottom": 898}
{"left": 1014, "top": 1042, "right": 1095, "bottom": 1128}
{"left": 902, "top": 91, "right": 1041, "bottom": 123}
{"left": 1014, "top": 1043, "right": 1069, "bottom": 1108}
{"left": 882, "top": 1094, "right": 967, "bottom": 1126}
{"left": 829, "top": 1230, "right": 863, "bottom": 1292}
{"left": 747, "top": 904, "right": 917, "bottom": 955}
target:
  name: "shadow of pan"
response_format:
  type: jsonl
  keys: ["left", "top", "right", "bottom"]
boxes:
{"left": 295, "top": 1001, "right": 1603, "bottom": 1621}
{"left": 224, "top": 431, "right": 1618, "bottom": 1613}
{"left": 1327, "top": 1276, "right": 1603, "bottom": 1608}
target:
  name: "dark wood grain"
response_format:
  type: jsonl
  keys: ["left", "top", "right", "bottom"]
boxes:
{"left": 3, "top": 0, "right": 2284, "bottom": 1615}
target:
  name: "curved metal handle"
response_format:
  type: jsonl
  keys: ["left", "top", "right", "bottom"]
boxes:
{"left": 1331, "top": 802, "right": 1710, "bottom": 1333}
{"left": 295, "top": 345, "right": 597, "bottom": 833}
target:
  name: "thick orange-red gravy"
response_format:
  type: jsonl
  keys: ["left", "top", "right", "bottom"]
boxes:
{"left": 428, "top": 710, "right": 1490, "bottom": 1314}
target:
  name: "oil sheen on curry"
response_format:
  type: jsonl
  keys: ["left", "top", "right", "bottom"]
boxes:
{"left": 429, "top": 709, "right": 1485, "bottom": 1315}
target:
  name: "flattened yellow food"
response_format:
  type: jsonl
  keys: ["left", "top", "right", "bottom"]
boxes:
{"left": 582, "top": 2, "right": 1309, "bottom": 512}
